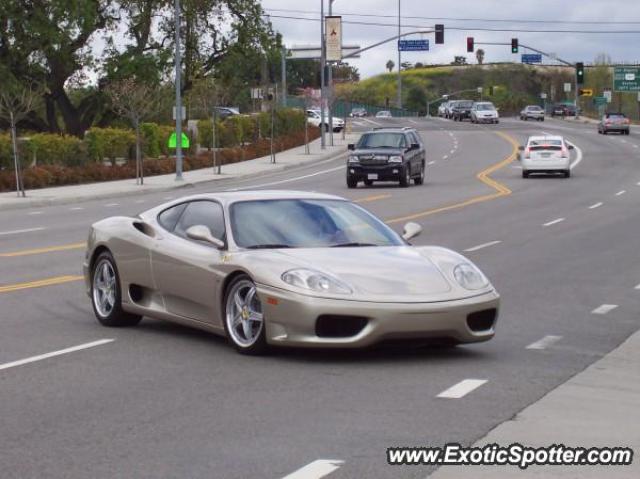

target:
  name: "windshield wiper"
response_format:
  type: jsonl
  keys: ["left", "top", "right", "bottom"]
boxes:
{"left": 331, "top": 242, "right": 379, "bottom": 247}
{"left": 245, "top": 244, "right": 293, "bottom": 249}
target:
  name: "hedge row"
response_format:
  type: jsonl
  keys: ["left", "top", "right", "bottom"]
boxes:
{"left": 0, "top": 129, "right": 319, "bottom": 192}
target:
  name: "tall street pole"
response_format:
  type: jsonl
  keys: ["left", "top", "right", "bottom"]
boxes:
{"left": 320, "top": 0, "right": 326, "bottom": 149}
{"left": 328, "top": 0, "right": 335, "bottom": 146}
{"left": 397, "top": 0, "right": 402, "bottom": 112}
{"left": 174, "top": 0, "right": 183, "bottom": 180}
{"left": 281, "top": 46, "right": 287, "bottom": 107}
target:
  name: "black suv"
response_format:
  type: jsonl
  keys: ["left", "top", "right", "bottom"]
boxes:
{"left": 451, "top": 100, "right": 474, "bottom": 121}
{"left": 346, "top": 127, "right": 426, "bottom": 188}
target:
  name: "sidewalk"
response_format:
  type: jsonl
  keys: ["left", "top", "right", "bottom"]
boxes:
{"left": 0, "top": 134, "right": 356, "bottom": 211}
{"left": 430, "top": 329, "right": 640, "bottom": 478}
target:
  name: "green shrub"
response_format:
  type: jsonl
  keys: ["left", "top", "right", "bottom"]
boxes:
{"left": 85, "top": 127, "right": 136, "bottom": 162}
{"left": 140, "top": 122, "right": 161, "bottom": 158}
{"left": 0, "top": 133, "right": 11, "bottom": 170}
{"left": 21, "top": 133, "right": 88, "bottom": 167}
{"left": 157, "top": 125, "right": 175, "bottom": 157}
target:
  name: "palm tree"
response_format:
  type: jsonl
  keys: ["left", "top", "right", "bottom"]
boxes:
{"left": 476, "top": 49, "right": 485, "bottom": 65}
{"left": 386, "top": 60, "right": 395, "bottom": 72}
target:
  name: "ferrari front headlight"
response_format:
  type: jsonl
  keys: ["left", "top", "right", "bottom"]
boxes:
{"left": 453, "top": 263, "right": 489, "bottom": 290}
{"left": 281, "top": 269, "right": 352, "bottom": 294}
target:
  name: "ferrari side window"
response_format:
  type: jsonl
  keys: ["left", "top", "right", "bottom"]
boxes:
{"left": 174, "top": 201, "right": 226, "bottom": 241}
{"left": 157, "top": 203, "right": 187, "bottom": 232}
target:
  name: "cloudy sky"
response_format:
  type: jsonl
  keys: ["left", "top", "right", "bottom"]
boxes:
{"left": 261, "top": 0, "right": 640, "bottom": 78}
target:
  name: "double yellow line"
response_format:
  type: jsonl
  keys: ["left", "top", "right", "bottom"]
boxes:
{"left": 0, "top": 132, "right": 519, "bottom": 294}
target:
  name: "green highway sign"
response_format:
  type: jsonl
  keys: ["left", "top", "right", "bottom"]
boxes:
{"left": 613, "top": 66, "right": 640, "bottom": 92}
{"left": 593, "top": 96, "right": 607, "bottom": 106}
{"left": 168, "top": 132, "right": 190, "bottom": 148}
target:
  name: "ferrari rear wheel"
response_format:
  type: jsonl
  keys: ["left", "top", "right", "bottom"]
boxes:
{"left": 91, "top": 251, "right": 142, "bottom": 327}
{"left": 224, "top": 275, "right": 267, "bottom": 354}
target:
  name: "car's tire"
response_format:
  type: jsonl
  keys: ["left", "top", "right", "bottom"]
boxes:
{"left": 564, "top": 169, "right": 571, "bottom": 178}
{"left": 399, "top": 165, "right": 411, "bottom": 187}
{"left": 625, "top": 130, "right": 630, "bottom": 135}
{"left": 541, "top": 118, "right": 545, "bottom": 121}
{"left": 363, "top": 179, "right": 373, "bottom": 186}
{"left": 602, "top": 130, "right": 607, "bottom": 135}
{"left": 223, "top": 274, "right": 267, "bottom": 355}
{"left": 522, "top": 170, "right": 529, "bottom": 178}
{"left": 414, "top": 163, "right": 425, "bottom": 185}
{"left": 91, "top": 251, "right": 142, "bottom": 327}
{"left": 346, "top": 176, "right": 358, "bottom": 188}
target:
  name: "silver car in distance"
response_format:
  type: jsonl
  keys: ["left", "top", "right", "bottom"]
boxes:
{"left": 83, "top": 191, "right": 499, "bottom": 354}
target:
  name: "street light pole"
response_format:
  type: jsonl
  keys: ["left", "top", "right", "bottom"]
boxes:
{"left": 328, "top": 0, "right": 335, "bottom": 147}
{"left": 397, "top": 0, "right": 402, "bottom": 112}
{"left": 174, "top": 0, "right": 183, "bottom": 180}
{"left": 320, "top": 0, "right": 326, "bottom": 149}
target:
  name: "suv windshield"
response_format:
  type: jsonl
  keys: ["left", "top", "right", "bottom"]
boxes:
{"left": 230, "top": 199, "right": 405, "bottom": 248}
{"left": 357, "top": 132, "right": 406, "bottom": 149}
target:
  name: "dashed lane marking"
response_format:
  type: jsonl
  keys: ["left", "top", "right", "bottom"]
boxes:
{"left": 281, "top": 459, "right": 344, "bottom": 479}
{"left": 0, "top": 339, "right": 114, "bottom": 372}
{"left": 464, "top": 240, "right": 502, "bottom": 252}
{"left": 0, "top": 227, "right": 46, "bottom": 237}
{"left": 589, "top": 202, "right": 603, "bottom": 209}
{"left": 437, "top": 379, "right": 488, "bottom": 399}
{"left": 542, "top": 218, "right": 565, "bottom": 227}
{"left": 591, "top": 304, "right": 618, "bottom": 315}
{"left": 615, "top": 190, "right": 626, "bottom": 196}
{"left": 526, "top": 335, "right": 563, "bottom": 350}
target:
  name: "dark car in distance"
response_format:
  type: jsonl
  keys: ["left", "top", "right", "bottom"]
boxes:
{"left": 347, "top": 127, "right": 426, "bottom": 188}
{"left": 451, "top": 100, "right": 474, "bottom": 121}
{"left": 551, "top": 104, "right": 578, "bottom": 117}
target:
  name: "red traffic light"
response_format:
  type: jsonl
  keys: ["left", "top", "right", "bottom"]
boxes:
{"left": 467, "top": 37, "right": 474, "bottom": 53}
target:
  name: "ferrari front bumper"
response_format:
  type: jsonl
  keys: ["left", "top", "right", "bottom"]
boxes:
{"left": 257, "top": 284, "right": 500, "bottom": 348}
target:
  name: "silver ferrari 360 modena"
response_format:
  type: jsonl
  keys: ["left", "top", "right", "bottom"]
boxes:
{"left": 84, "top": 191, "right": 499, "bottom": 354}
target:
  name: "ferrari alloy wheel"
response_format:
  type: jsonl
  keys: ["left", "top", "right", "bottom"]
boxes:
{"left": 91, "top": 251, "right": 141, "bottom": 327}
{"left": 224, "top": 275, "right": 267, "bottom": 354}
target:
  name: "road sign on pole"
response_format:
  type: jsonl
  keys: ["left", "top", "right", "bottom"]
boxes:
{"left": 540, "top": 93, "right": 547, "bottom": 99}
{"left": 613, "top": 66, "right": 640, "bottom": 92}
{"left": 398, "top": 39, "right": 429, "bottom": 51}
{"left": 564, "top": 83, "right": 572, "bottom": 93}
{"left": 521, "top": 54, "right": 542, "bottom": 64}
{"left": 579, "top": 88, "right": 593, "bottom": 97}
{"left": 603, "top": 89, "right": 612, "bottom": 103}
{"left": 594, "top": 96, "right": 607, "bottom": 106}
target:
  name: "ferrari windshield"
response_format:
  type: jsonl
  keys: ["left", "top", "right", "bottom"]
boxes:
{"left": 230, "top": 199, "right": 405, "bottom": 248}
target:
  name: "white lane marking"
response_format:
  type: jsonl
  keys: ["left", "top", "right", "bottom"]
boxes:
{"left": 105, "top": 203, "right": 119, "bottom": 207}
{"left": 621, "top": 139, "right": 627, "bottom": 144}
{"left": 464, "top": 240, "right": 501, "bottom": 252}
{"left": 526, "top": 335, "right": 563, "bottom": 350}
{"left": 615, "top": 190, "right": 626, "bottom": 196}
{"left": 589, "top": 202, "right": 603, "bottom": 209}
{"left": 637, "top": 182, "right": 640, "bottom": 186}
{"left": 0, "top": 339, "right": 114, "bottom": 371}
{"left": 442, "top": 155, "right": 448, "bottom": 160}
{"left": 27, "top": 211, "right": 43, "bottom": 216}
{"left": 634, "top": 283, "right": 640, "bottom": 290}
{"left": 449, "top": 149, "right": 455, "bottom": 155}
{"left": 591, "top": 304, "right": 618, "bottom": 315}
{"left": 633, "top": 144, "right": 638, "bottom": 148}
{"left": 282, "top": 459, "right": 344, "bottom": 479}
{"left": 0, "top": 227, "right": 46, "bottom": 237}
{"left": 234, "top": 166, "right": 345, "bottom": 190}
{"left": 542, "top": 217, "right": 565, "bottom": 227}
{"left": 408, "top": 119, "right": 418, "bottom": 125}
{"left": 428, "top": 161, "right": 435, "bottom": 165}
{"left": 135, "top": 199, "right": 145, "bottom": 203}
{"left": 567, "top": 140, "right": 583, "bottom": 170}
{"left": 69, "top": 207, "right": 84, "bottom": 211}
{"left": 437, "top": 379, "right": 488, "bottom": 399}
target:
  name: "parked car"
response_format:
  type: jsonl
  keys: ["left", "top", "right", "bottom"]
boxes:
{"left": 306, "top": 109, "right": 345, "bottom": 132}
{"left": 346, "top": 127, "right": 426, "bottom": 188}
{"left": 520, "top": 105, "right": 545, "bottom": 121}
{"left": 444, "top": 100, "right": 460, "bottom": 119}
{"left": 350, "top": 107, "right": 368, "bottom": 118}
{"left": 470, "top": 102, "right": 499, "bottom": 124}
{"left": 375, "top": 110, "right": 392, "bottom": 118}
{"left": 213, "top": 107, "right": 240, "bottom": 119}
{"left": 451, "top": 100, "right": 474, "bottom": 121}
{"left": 519, "top": 135, "right": 573, "bottom": 178}
{"left": 551, "top": 104, "right": 577, "bottom": 117}
{"left": 598, "top": 112, "right": 630, "bottom": 135}
{"left": 437, "top": 101, "right": 450, "bottom": 117}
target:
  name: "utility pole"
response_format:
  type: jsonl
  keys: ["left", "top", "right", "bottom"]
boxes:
{"left": 281, "top": 46, "right": 287, "bottom": 107}
{"left": 328, "top": 0, "right": 335, "bottom": 146}
{"left": 320, "top": 0, "right": 326, "bottom": 149}
{"left": 397, "top": 0, "right": 402, "bottom": 112}
{"left": 174, "top": 0, "right": 183, "bottom": 180}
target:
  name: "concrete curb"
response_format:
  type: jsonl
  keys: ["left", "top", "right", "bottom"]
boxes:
{"left": 0, "top": 137, "right": 353, "bottom": 211}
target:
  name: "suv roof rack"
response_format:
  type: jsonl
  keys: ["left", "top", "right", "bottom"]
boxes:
{"left": 371, "top": 126, "right": 414, "bottom": 131}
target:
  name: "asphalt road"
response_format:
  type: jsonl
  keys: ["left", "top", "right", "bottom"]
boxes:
{"left": 1, "top": 115, "right": 639, "bottom": 478}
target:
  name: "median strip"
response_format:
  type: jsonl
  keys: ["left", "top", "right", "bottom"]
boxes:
{"left": 354, "top": 193, "right": 391, "bottom": 204}
{"left": 0, "top": 275, "right": 84, "bottom": 293}
{"left": 0, "top": 242, "right": 86, "bottom": 257}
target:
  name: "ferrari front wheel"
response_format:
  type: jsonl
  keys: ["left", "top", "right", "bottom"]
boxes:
{"left": 224, "top": 275, "right": 267, "bottom": 354}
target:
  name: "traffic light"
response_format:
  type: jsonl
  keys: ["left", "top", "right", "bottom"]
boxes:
{"left": 511, "top": 38, "right": 518, "bottom": 54}
{"left": 435, "top": 24, "right": 444, "bottom": 44}
{"left": 576, "top": 62, "right": 585, "bottom": 85}
{"left": 466, "top": 37, "right": 474, "bottom": 53}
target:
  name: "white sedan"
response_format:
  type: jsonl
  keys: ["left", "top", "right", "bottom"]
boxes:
{"left": 470, "top": 102, "right": 499, "bottom": 124}
{"left": 306, "top": 109, "right": 345, "bottom": 132}
{"left": 519, "top": 135, "right": 573, "bottom": 178}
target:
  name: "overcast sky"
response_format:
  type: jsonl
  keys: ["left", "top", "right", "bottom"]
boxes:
{"left": 261, "top": 0, "right": 640, "bottom": 78}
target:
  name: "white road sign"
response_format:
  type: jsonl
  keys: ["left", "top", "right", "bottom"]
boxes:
{"left": 564, "top": 83, "right": 572, "bottom": 93}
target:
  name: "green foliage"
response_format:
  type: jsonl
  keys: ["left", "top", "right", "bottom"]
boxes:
{"left": 85, "top": 127, "right": 136, "bottom": 162}
{"left": 21, "top": 134, "right": 87, "bottom": 167}
{"left": 0, "top": 133, "right": 11, "bottom": 170}
{"left": 157, "top": 125, "right": 176, "bottom": 157}
{"left": 140, "top": 122, "right": 161, "bottom": 158}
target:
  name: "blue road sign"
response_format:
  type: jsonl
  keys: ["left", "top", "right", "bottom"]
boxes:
{"left": 521, "top": 54, "right": 542, "bottom": 64}
{"left": 398, "top": 39, "right": 429, "bottom": 52}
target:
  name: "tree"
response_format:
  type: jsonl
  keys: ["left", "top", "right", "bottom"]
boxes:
{"left": 476, "top": 49, "right": 485, "bottom": 65}
{"left": 105, "top": 78, "right": 162, "bottom": 185}
{"left": 333, "top": 63, "right": 360, "bottom": 83}
{"left": 405, "top": 86, "right": 427, "bottom": 114}
{"left": 0, "top": 76, "right": 42, "bottom": 197}
{"left": 386, "top": 60, "right": 395, "bottom": 72}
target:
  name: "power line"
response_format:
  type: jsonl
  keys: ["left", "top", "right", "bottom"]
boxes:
{"left": 263, "top": 7, "right": 640, "bottom": 25}
{"left": 264, "top": 14, "right": 640, "bottom": 34}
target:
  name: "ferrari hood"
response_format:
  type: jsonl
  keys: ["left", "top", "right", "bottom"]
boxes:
{"left": 257, "top": 246, "right": 476, "bottom": 302}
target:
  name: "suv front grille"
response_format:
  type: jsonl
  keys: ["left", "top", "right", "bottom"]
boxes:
{"left": 359, "top": 155, "right": 388, "bottom": 165}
